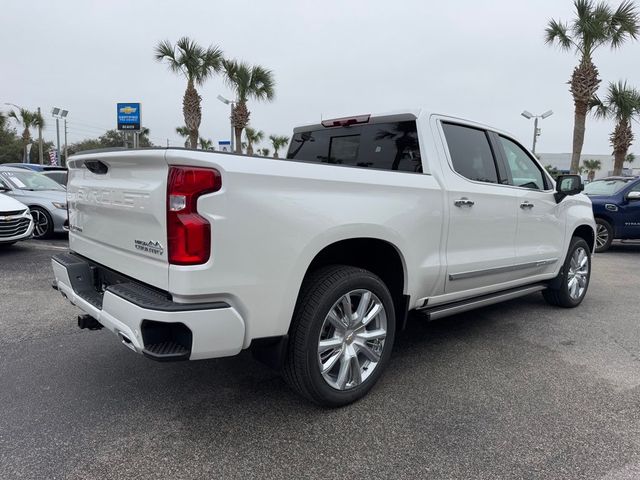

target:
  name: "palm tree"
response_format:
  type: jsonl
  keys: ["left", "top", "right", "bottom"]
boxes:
{"left": 259, "top": 148, "right": 271, "bottom": 157}
{"left": 199, "top": 137, "right": 213, "bottom": 150}
{"left": 155, "top": 37, "right": 223, "bottom": 149}
{"left": 582, "top": 159, "right": 602, "bottom": 181}
{"left": 545, "top": 0, "right": 639, "bottom": 174}
{"left": 591, "top": 81, "right": 640, "bottom": 175}
{"left": 222, "top": 60, "right": 275, "bottom": 153}
{"left": 244, "top": 127, "right": 264, "bottom": 156}
{"left": 175, "top": 126, "right": 190, "bottom": 147}
{"left": 269, "top": 135, "right": 290, "bottom": 158}
{"left": 8, "top": 108, "right": 45, "bottom": 163}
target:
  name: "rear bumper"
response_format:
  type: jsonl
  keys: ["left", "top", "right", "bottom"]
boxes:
{"left": 51, "top": 252, "right": 245, "bottom": 360}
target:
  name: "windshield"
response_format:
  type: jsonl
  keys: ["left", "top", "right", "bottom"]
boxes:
{"left": 0, "top": 170, "right": 65, "bottom": 191}
{"left": 583, "top": 179, "right": 633, "bottom": 196}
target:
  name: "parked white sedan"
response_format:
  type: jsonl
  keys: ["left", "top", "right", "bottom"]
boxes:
{"left": 0, "top": 193, "right": 33, "bottom": 246}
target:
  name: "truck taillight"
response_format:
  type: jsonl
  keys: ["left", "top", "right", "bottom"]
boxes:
{"left": 167, "top": 166, "right": 221, "bottom": 265}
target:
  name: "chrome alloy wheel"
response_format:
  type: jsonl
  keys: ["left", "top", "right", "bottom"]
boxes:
{"left": 30, "top": 209, "right": 49, "bottom": 238}
{"left": 567, "top": 247, "right": 589, "bottom": 300}
{"left": 317, "top": 289, "right": 387, "bottom": 390}
{"left": 595, "top": 223, "right": 609, "bottom": 249}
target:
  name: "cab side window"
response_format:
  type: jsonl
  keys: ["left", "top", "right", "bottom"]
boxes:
{"left": 499, "top": 136, "right": 547, "bottom": 190}
{"left": 442, "top": 123, "right": 498, "bottom": 184}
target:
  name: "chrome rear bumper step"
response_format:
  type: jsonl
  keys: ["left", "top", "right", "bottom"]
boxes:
{"left": 418, "top": 284, "right": 547, "bottom": 321}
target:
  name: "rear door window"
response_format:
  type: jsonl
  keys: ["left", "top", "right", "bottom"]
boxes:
{"left": 442, "top": 123, "right": 499, "bottom": 184}
{"left": 287, "top": 121, "right": 422, "bottom": 173}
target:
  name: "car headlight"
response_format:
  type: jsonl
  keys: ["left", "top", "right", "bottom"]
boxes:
{"left": 52, "top": 202, "right": 67, "bottom": 210}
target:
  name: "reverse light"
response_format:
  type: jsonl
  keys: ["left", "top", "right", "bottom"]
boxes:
{"left": 167, "top": 166, "right": 221, "bottom": 265}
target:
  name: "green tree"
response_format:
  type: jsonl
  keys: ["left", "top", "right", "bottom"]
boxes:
{"left": 176, "top": 126, "right": 191, "bottom": 147}
{"left": 545, "top": 0, "right": 639, "bottom": 174}
{"left": 199, "top": 137, "right": 213, "bottom": 150}
{"left": 155, "top": 37, "right": 223, "bottom": 149}
{"left": 625, "top": 152, "right": 635, "bottom": 164}
{"left": 222, "top": 60, "right": 275, "bottom": 153}
{"left": 544, "top": 164, "right": 561, "bottom": 179}
{"left": 591, "top": 80, "right": 640, "bottom": 175}
{"left": 0, "top": 116, "right": 23, "bottom": 163}
{"left": 269, "top": 134, "right": 289, "bottom": 158}
{"left": 582, "top": 158, "right": 602, "bottom": 181}
{"left": 68, "top": 129, "right": 154, "bottom": 155}
{"left": 244, "top": 127, "right": 264, "bottom": 155}
{"left": 7, "top": 107, "right": 45, "bottom": 163}
{"left": 259, "top": 148, "right": 270, "bottom": 157}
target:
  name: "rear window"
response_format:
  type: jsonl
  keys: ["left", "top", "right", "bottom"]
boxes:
{"left": 286, "top": 121, "right": 422, "bottom": 173}
{"left": 442, "top": 123, "right": 498, "bottom": 184}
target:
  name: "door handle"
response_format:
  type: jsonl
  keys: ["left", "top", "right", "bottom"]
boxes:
{"left": 454, "top": 197, "right": 475, "bottom": 207}
{"left": 520, "top": 201, "right": 534, "bottom": 209}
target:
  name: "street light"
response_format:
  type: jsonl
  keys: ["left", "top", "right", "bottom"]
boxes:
{"left": 217, "top": 94, "right": 235, "bottom": 152}
{"left": 4, "top": 102, "right": 45, "bottom": 164}
{"left": 521, "top": 109, "right": 553, "bottom": 154}
{"left": 52, "top": 107, "right": 68, "bottom": 166}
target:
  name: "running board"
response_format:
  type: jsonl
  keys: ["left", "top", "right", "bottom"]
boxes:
{"left": 417, "top": 284, "right": 547, "bottom": 321}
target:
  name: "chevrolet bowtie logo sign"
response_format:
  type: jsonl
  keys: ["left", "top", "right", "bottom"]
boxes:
{"left": 117, "top": 102, "right": 141, "bottom": 131}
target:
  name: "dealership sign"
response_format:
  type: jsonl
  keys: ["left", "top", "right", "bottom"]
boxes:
{"left": 117, "top": 103, "right": 141, "bottom": 130}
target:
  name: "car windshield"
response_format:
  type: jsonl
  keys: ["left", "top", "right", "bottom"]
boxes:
{"left": 583, "top": 179, "right": 633, "bottom": 196}
{"left": 0, "top": 170, "right": 65, "bottom": 191}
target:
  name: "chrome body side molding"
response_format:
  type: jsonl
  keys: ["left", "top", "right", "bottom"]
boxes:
{"left": 448, "top": 258, "right": 558, "bottom": 281}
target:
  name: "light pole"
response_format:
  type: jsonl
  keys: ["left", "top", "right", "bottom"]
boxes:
{"left": 217, "top": 94, "right": 235, "bottom": 152}
{"left": 52, "top": 107, "right": 68, "bottom": 166}
{"left": 521, "top": 110, "right": 553, "bottom": 154}
{"left": 4, "top": 102, "right": 44, "bottom": 164}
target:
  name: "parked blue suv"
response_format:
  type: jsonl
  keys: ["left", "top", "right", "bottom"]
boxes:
{"left": 583, "top": 176, "right": 640, "bottom": 252}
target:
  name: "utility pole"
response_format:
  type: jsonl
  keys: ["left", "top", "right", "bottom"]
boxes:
{"left": 64, "top": 118, "right": 68, "bottom": 164}
{"left": 55, "top": 117, "right": 61, "bottom": 165}
{"left": 521, "top": 110, "right": 553, "bottom": 155}
{"left": 37, "top": 107, "right": 44, "bottom": 164}
{"left": 52, "top": 108, "right": 68, "bottom": 166}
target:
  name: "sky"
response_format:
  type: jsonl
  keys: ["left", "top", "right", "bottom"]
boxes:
{"left": 3, "top": 0, "right": 640, "bottom": 155}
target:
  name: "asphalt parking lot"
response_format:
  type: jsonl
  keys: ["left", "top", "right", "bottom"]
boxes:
{"left": 1, "top": 237, "right": 640, "bottom": 479}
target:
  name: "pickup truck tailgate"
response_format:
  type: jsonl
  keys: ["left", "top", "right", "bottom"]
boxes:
{"left": 67, "top": 150, "right": 169, "bottom": 290}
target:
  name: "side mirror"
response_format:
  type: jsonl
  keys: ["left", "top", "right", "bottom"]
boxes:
{"left": 555, "top": 174, "right": 583, "bottom": 203}
{"left": 627, "top": 190, "right": 640, "bottom": 201}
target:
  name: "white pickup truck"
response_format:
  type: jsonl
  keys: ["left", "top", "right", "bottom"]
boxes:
{"left": 52, "top": 110, "right": 595, "bottom": 406}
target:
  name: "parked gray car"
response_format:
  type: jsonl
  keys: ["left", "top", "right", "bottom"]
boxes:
{"left": 0, "top": 166, "right": 67, "bottom": 239}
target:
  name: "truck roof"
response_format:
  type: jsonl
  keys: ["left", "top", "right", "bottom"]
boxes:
{"left": 292, "top": 109, "right": 499, "bottom": 136}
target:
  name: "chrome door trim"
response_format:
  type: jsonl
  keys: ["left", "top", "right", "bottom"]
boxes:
{"left": 448, "top": 258, "right": 558, "bottom": 281}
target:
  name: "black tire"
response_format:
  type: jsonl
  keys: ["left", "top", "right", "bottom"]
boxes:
{"left": 543, "top": 237, "right": 591, "bottom": 308}
{"left": 283, "top": 265, "right": 396, "bottom": 407}
{"left": 594, "top": 218, "right": 613, "bottom": 253}
{"left": 30, "top": 206, "right": 54, "bottom": 239}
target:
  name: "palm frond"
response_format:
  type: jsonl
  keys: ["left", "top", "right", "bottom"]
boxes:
{"left": 609, "top": 0, "right": 640, "bottom": 48}
{"left": 545, "top": 19, "right": 573, "bottom": 49}
{"left": 249, "top": 65, "right": 275, "bottom": 101}
{"left": 154, "top": 40, "right": 183, "bottom": 75}
{"left": 175, "top": 126, "right": 190, "bottom": 137}
{"left": 589, "top": 94, "right": 608, "bottom": 118}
